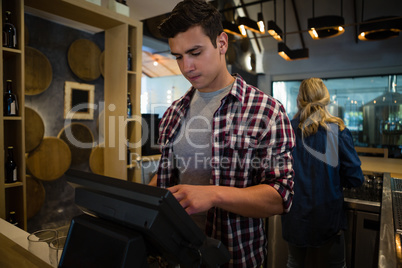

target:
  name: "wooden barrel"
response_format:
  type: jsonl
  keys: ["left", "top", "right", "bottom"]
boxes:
{"left": 25, "top": 107, "right": 45, "bottom": 153}
{"left": 68, "top": 39, "right": 101, "bottom": 81}
{"left": 26, "top": 137, "right": 71, "bottom": 181}
{"left": 26, "top": 174, "right": 46, "bottom": 219}
{"left": 89, "top": 144, "right": 104, "bottom": 175}
{"left": 25, "top": 46, "right": 53, "bottom": 95}
{"left": 57, "top": 123, "right": 94, "bottom": 167}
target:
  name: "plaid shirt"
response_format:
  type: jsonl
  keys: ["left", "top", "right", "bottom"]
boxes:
{"left": 156, "top": 74, "right": 295, "bottom": 267}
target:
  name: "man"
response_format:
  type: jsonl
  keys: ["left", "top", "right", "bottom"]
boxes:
{"left": 149, "top": 0, "right": 295, "bottom": 267}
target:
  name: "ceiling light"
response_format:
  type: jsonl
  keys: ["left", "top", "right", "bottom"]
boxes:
{"left": 358, "top": 16, "right": 402, "bottom": 41}
{"left": 308, "top": 15, "right": 345, "bottom": 39}
{"left": 238, "top": 24, "right": 247, "bottom": 37}
{"left": 278, "top": 42, "right": 309, "bottom": 61}
{"left": 268, "top": 0, "right": 282, "bottom": 41}
{"left": 237, "top": 17, "right": 262, "bottom": 34}
{"left": 257, "top": 12, "right": 265, "bottom": 33}
{"left": 277, "top": 0, "right": 309, "bottom": 61}
{"left": 257, "top": 2, "right": 265, "bottom": 34}
{"left": 222, "top": 20, "right": 243, "bottom": 37}
{"left": 267, "top": 20, "right": 283, "bottom": 41}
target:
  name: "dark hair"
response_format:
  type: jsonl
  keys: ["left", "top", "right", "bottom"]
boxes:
{"left": 158, "top": 0, "right": 223, "bottom": 48}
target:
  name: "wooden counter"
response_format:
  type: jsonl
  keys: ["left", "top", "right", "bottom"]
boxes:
{"left": 0, "top": 234, "right": 52, "bottom": 268}
{"left": 359, "top": 156, "right": 402, "bottom": 178}
{"left": 0, "top": 218, "right": 52, "bottom": 267}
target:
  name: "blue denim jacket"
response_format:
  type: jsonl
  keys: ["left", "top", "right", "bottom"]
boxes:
{"left": 281, "top": 118, "right": 364, "bottom": 247}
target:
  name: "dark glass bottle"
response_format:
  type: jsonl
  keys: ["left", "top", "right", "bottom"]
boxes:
{"left": 127, "top": 92, "right": 132, "bottom": 118}
{"left": 3, "top": 11, "right": 17, "bottom": 48}
{"left": 5, "top": 146, "right": 17, "bottom": 183}
{"left": 127, "top": 45, "right": 133, "bottom": 71}
{"left": 127, "top": 139, "right": 131, "bottom": 165}
{"left": 8, "top": 211, "right": 18, "bottom": 226}
{"left": 3, "top": 80, "right": 18, "bottom": 116}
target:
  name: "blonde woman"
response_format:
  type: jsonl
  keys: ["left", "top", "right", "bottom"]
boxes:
{"left": 281, "top": 78, "right": 364, "bottom": 268}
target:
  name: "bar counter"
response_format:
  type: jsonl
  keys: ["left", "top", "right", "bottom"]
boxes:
{"left": 360, "top": 156, "right": 402, "bottom": 178}
{"left": 1, "top": 156, "right": 401, "bottom": 267}
{"left": 378, "top": 173, "right": 396, "bottom": 268}
{"left": 358, "top": 156, "right": 402, "bottom": 268}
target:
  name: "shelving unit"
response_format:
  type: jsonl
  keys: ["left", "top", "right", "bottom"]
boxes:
{"left": 23, "top": 0, "right": 143, "bottom": 184}
{"left": 25, "top": 0, "right": 142, "bottom": 182}
{"left": 0, "top": 0, "right": 27, "bottom": 230}
{"left": 103, "top": 22, "right": 142, "bottom": 183}
{"left": 0, "top": 0, "right": 143, "bottom": 228}
{"left": 127, "top": 25, "right": 142, "bottom": 182}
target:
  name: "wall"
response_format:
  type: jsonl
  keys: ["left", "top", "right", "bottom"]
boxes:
{"left": 260, "top": 33, "right": 402, "bottom": 92}
{"left": 24, "top": 14, "right": 105, "bottom": 232}
{"left": 256, "top": 0, "right": 402, "bottom": 95}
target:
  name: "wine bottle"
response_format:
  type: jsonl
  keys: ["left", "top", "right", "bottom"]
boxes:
{"left": 3, "top": 11, "right": 17, "bottom": 48}
{"left": 8, "top": 211, "right": 18, "bottom": 226}
{"left": 5, "top": 146, "right": 17, "bottom": 183}
{"left": 127, "top": 140, "right": 131, "bottom": 165}
{"left": 127, "top": 45, "right": 133, "bottom": 71}
{"left": 127, "top": 92, "right": 132, "bottom": 118}
{"left": 3, "top": 80, "right": 18, "bottom": 116}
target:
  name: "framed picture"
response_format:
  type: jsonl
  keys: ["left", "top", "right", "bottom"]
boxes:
{"left": 64, "top": 81, "right": 95, "bottom": 120}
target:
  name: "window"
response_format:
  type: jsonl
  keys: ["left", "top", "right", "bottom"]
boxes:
{"left": 273, "top": 74, "right": 402, "bottom": 158}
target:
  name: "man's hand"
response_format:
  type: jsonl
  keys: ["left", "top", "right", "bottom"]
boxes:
{"left": 168, "top": 184, "right": 216, "bottom": 215}
{"left": 168, "top": 183, "right": 284, "bottom": 218}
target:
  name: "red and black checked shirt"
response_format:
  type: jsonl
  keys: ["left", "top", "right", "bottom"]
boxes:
{"left": 156, "top": 74, "right": 295, "bottom": 267}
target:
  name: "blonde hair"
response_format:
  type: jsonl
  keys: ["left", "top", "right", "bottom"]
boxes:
{"left": 294, "top": 78, "right": 345, "bottom": 137}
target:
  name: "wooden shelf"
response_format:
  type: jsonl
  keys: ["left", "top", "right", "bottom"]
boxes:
{"left": 0, "top": 0, "right": 143, "bottom": 232}
{"left": 4, "top": 182, "right": 24, "bottom": 189}
{"left": 24, "top": 0, "right": 142, "bottom": 30}
{"left": 1, "top": 0, "right": 27, "bottom": 230}
{"left": 1, "top": 2, "right": 144, "bottom": 237}
{"left": 23, "top": 0, "right": 143, "bottom": 184}
{"left": 2, "top": 47, "right": 22, "bottom": 54}
{"left": 127, "top": 164, "right": 138, "bottom": 169}
{"left": 3, "top": 116, "right": 22, "bottom": 121}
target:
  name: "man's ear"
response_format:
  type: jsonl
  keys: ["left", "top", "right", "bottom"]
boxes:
{"left": 217, "top": 32, "right": 229, "bottom": 54}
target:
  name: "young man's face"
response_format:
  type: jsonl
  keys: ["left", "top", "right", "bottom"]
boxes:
{"left": 169, "top": 25, "right": 229, "bottom": 92}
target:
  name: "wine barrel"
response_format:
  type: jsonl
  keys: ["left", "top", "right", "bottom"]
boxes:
{"left": 26, "top": 137, "right": 71, "bottom": 181}
{"left": 26, "top": 174, "right": 46, "bottom": 219}
{"left": 25, "top": 46, "right": 53, "bottom": 95}
{"left": 25, "top": 107, "right": 45, "bottom": 153}
{"left": 89, "top": 144, "right": 104, "bottom": 175}
{"left": 68, "top": 39, "right": 101, "bottom": 81}
{"left": 57, "top": 123, "right": 94, "bottom": 168}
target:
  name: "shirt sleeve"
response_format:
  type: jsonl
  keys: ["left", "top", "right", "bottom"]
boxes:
{"left": 339, "top": 128, "right": 364, "bottom": 188}
{"left": 259, "top": 104, "right": 296, "bottom": 213}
